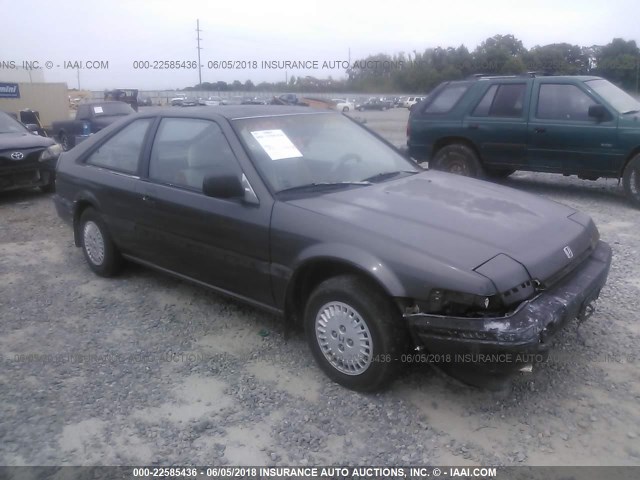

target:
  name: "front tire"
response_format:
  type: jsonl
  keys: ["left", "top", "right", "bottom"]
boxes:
{"left": 342, "top": 106, "right": 349, "bottom": 113}
{"left": 623, "top": 154, "right": 640, "bottom": 208}
{"left": 304, "top": 275, "right": 406, "bottom": 391}
{"left": 79, "top": 208, "right": 123, "bottom": 277}
{"left": 433, "top": 144, "right": 483, "bottom": 178}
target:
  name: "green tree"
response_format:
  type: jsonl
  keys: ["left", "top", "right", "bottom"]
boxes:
{"left": 594, "top": 38, "right": 640, "bottom": 90}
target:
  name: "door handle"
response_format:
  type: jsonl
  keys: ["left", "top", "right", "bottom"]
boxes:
{"left": 534, "top": 127, "right": 546, "bottom": 134}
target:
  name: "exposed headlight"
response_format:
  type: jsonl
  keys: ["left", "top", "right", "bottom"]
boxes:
{"left": 39, "top": 144, "right": 63, "bottom": 162}
{"left": 416, "top": 289, "right": 502, "bottom": 316}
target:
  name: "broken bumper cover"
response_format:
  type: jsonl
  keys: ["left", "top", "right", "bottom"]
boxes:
{"left": 404, "top": 240, "right": 612, "bottom": 374}
{"left": 0, "top": 161, "right": 55, "bottom": 192}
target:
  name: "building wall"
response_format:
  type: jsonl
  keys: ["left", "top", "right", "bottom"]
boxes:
{"left": 0, "top": 82, "right": 68, "bottom": 127}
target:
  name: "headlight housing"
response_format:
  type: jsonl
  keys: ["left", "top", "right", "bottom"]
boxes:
{"left": 415, "top": 289, "right": 503, "bottom": 317}
{"left": 39, "top": 144, "right": 63, "bottom": 162}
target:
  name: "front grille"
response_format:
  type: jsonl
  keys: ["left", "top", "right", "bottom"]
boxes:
{"left": 0, "top": 148, "right": 45, "bottom": 167}
{"left": 541, "top": 245, "right": 593, "bottom": 290}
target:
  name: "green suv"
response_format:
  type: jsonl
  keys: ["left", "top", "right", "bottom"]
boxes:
{"left": 407, "top": 74, "right": 640, "bottom": 206}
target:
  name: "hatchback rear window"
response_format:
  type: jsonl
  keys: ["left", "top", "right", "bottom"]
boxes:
{"left": 423, "top": 84, "right": 470, "bottom": 114}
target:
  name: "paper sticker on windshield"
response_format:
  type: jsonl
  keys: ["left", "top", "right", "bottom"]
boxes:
{"left": 251, "top": 130, "right": 302, "bottom": 160}
{"left": 93, "top": 106, "right": 103, "bottom": 114}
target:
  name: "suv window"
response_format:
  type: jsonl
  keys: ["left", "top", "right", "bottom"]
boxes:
{"left": 473, "top": 84, "right": 526, "bottom": 117}
{"left": 149, "top": 118, "right": 239, "bottom": 191}
{"left": 423, "top": 84, "right": 469, "bottom": 114}
{"left": 537, "top": 84, "right": 595, "bottom": 121}
{"left": 85, "top": 118, "right": 153, "bottom": 174}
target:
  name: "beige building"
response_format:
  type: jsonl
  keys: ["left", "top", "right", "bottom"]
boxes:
{"left": 0, "top": 81, "right": 68, "bottom": 127}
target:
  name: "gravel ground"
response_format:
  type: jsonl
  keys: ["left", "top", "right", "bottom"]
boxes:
{"left": 0, "top": 108, "right": 639, "bottom": 466}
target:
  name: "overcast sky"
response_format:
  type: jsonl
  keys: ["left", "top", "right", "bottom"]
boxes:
{"left": 2, "top": 0, "right": 638, "bottom": 91}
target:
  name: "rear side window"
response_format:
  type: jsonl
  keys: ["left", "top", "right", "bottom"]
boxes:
{"left": 85, "top": 118, "right": 153, "bottom": 174}
{"left": 473, "top": 84, "right": 526, "bottom": 117}
{"left": 537, "top": 84, "right": 595, "bottom": 121}
{"left": 148, "top": 118, "right": 240, "bottom": 191}
{"left": 423, "top": 84, "right": 469, "bottom": 114}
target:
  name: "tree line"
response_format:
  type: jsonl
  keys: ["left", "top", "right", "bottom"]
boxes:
{"left": 185, "top": 35, "right": 640, "bottom": 94}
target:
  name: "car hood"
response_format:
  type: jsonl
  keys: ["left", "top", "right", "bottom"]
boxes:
{"left": 285, "top": 171, "right": 596, "bottom": 287}
{"left": 0, "top": 132, "right": 55, "bottom": 150}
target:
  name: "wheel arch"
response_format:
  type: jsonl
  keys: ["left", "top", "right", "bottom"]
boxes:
{"left": 72, "top": 193, "right": 101, "bottom": 247}
{"left": 432, "top": 136, "right": 481, "bottom": 161}
{"left": 621, "top": 146, "right": 640, "bottom": 177}
{"left": 284, "top": 254, "right": 404, "bottom": 329}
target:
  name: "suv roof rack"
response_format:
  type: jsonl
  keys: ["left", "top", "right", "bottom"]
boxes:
{"left": 468, "top": 71, "right": 556, "bottom": 80}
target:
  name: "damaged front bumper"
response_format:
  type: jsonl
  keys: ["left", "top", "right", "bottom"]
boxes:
{"left": 0, "top": 162, "right": 55, "bottom": 192}
{"left": 404, "top": 240, "right": 612, "bottom": 375}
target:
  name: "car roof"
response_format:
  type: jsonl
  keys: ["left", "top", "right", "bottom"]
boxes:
{"left": 133, "top": 105, "right": 329, "bottom": 121}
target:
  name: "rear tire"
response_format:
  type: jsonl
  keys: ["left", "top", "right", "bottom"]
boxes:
{"left": 79, "top": 208, "right": 123, "bottom": 277}
{"left": 59, "top": 132, "right": 71, "bottom": 151}
{"left": 623, "top": 154, "right": 640, "bottom": 208}
{"left": 304, "top": 275, "right": 407, "bottom": 392}
{"left": 433, "top": 144, "right": 484, "bottom": 178}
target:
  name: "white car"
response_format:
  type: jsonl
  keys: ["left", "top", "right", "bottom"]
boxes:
{"left": 170, "top": 94, "right": 188, "bottom": 106}
{"left": 332, "top": 98, "right": 355, "bottom": 113}
{"left": 403, "top": 96, "right": 425, "bottom": 108}
{"left": 201, "top": 96, "right": 223, "bottom": 106}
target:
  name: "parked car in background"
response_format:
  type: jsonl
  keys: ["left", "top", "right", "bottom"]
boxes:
{"left": 170, "top": 94, "right": 187, "bottom": 106}
{"left": 137, "top": 96, "right": 153, "bottom": 107}
{"left": 403, "top": 96, "right": 425, "bottom": 108}
{"left": 220, "top": 96, "right": 246, "bottom": 106}
{"left": 0, "top": 111, "right": 61, "bottom": 192}
{"left": 51, "top": 101, "right": 134, "bottom": 151}
{"left": 407, "top": 74, "right": 640, "bottom": 207}
{"left": 53, "top": 106, "right": 611, "bottom": 391}
{"left": 200, "top": 96, "right": 224, "bottom": 106}
{"left": 180, "top": 98, "right": 199, "bottom": 107}
{"left": 356, "top": 97, "right": 393, "bottom": 111}
{"left": 332, "top": 98, "right": 355, "bottom": 112}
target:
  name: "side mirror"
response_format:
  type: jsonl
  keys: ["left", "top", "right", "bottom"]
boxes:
{"left": 202, "top": 174, "right": 245, "bottom": 199}
{"left": 588, "top": 104, "right": 607, "bottom": 121}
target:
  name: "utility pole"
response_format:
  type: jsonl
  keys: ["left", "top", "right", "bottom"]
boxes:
{"left": 196, "top": 19, "right": 203, "bottom": 87}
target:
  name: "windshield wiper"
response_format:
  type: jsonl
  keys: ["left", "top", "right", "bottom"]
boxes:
{"left": 277, "top": 181, "right": 371, "bottom": 194}
{"left": 362, "top": 170, "right": 418, "bottom": 183}
{"left": 623, "top": 110, "right": 640, "bottom": 114}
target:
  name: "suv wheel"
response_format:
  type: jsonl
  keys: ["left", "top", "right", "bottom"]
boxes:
{"left": 433, "top": 144, "right": 483, "bottom": 178}
{"left": 304, "top": 275, "right": 406, "bottom": 391}
{"left": 623, "top": 154, "right": 640, "bottom": 208}
{"left": 342, "top": 106, "right": 349, "bottom": 113}
{"left": 79, "top": 208, "right": 123, "bottom": 277}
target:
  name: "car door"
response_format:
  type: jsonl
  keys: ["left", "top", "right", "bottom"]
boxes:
{"left": 528, "top": 82, "right": 621, "bottom": 175}
{"left": 81, "top": 117, "right": 156, "bottom": 254}
{"left": 134, "top": 116, "right": 274, "bottom": 307}
{"left": 463, "top": 82, "right": 530, "bottom": 168}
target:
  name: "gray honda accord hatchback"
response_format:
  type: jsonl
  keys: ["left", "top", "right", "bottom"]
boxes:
{"left": 53, "top": 105, "right": 612, "bottom": 391}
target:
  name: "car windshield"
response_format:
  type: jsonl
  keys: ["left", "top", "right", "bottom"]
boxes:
{"left": 0, "top": 112, "right": 28, "bottom": 134}
{"left": 233, "top": 113, "right": 418, "bottom": 194}
{"left": 586, "top": 79, "right": 640, "bottom": 113}
{"left": 94, "top": 103, "right": 134, "bottom": 116}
